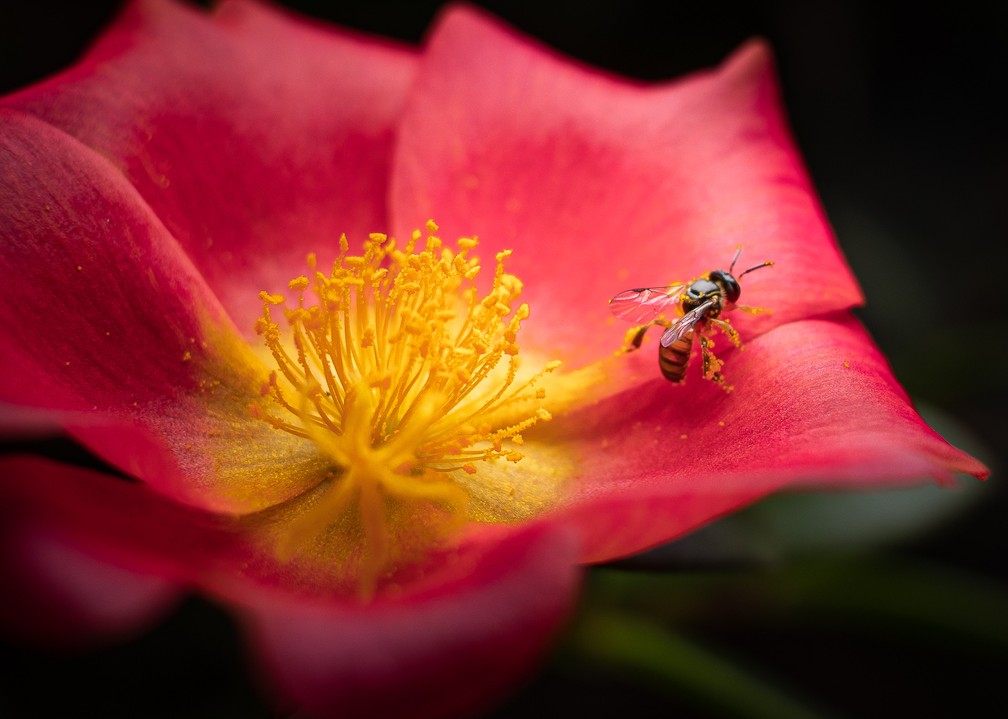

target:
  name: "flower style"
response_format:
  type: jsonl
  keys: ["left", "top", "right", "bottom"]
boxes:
{"left": 0, "top": 1, "right": 987, "bottom": 717}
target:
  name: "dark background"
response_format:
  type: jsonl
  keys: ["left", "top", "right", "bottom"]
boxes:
{"left": 1, "top": 1, "right": 1006, "bottom": 717}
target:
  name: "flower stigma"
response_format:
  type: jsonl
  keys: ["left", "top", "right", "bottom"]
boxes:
{"left": 250, "top": 221, "right": 559, "bottom": 596}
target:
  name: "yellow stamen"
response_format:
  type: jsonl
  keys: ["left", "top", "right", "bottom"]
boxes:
{"left": 252, "top": 223, "right": 559, "bottom": 596}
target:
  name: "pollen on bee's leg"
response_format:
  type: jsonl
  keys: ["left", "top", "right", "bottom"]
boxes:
{"left": 619, "top": 319, "right": 672, "bottom": 354}
{"left": 709, "top": 317, "right": 742, "bottom": 348}
{"left": 249, "top": 223, "right": 559, "bottom": 598}
{"left": 736, "top": 304, "right": 771, "bottom": 316}
{"left": 699, "top": 333, "right": 731, "bottom": 391}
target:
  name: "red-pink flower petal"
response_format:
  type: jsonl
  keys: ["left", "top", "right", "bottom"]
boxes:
{"left": 0, "top": 518, "right": 179, "bottom": 647}
{"left": 241, "top": 523, "right": 579, "bottom": 719}
{"left": 3, "top": 0, "right": 417, "bottom": 334}
{"left": 0, "top": 455, "right": 219, "bottom": 644}
{"left": 392, "top": 7, "right": 861, "bottom": 363}
{"left": 544, "top": 314, "right": 988, "bottom": 563}
{"left": 0, "top": 456, "right": 580, "bottom": 717}
{"left": 0, "top": 455, "right": 248, "bottom": 578}
{"left": 0, "top": 109, "right": 326, "bottom": 513}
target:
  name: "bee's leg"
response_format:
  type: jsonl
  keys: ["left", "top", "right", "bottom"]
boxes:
{"left": 622, "top": 319, "right": 672, "bottom": 353}
{"left": 708, "top": 317, "right": 741, "bottom": 347}
{"left": 699, "top": 332, "right": 733, "bottom": 392}
{"left": 735, "top": 304, "right": 770, "bottom": 316}
{"left": 627, "top": 325, "right": 649, "bottom": 350}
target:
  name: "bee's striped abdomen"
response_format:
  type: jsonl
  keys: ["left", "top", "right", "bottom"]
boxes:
{"left": 658, "top": 330, "right": 694, "bottom": 383}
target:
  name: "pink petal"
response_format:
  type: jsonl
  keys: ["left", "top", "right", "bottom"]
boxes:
{"left": 0, "top": 456, "right": 240, "bottom": 576}
{"left": 0, "top": 456, "right": 581, "bottom": 717}
{"left": 0, "top": 518, "right": 179, "bottom": 647}
{"left": 0, "top": 456, "right": 219, "bottom": 644}
{"left": 392, "top": 7, "right": 862, "bottom": 363}
{"left": 544, "top": 314, "right": 988, "bottom": 563}
{"left": 0, "top": 110, "right": 325, "bottom": 513}
{"left": 241, "top": 523, "right": 580, "bottom": 719}
{"left": 4, "top": 0, "right": 417, "bottom": 334}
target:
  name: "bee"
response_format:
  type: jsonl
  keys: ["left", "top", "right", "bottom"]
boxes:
{"left": 609, "top": 249, "right": 773, "bottom": 387}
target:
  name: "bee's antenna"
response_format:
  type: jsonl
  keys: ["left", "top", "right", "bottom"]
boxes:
{"left": 728, "top": 246, "right": 743, "bottom": 274}
{"left": 739, "top": 260, "right": 774, "bottom": 278}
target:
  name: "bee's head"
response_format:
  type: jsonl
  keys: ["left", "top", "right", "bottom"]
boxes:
{"left": 709, "top": 269, "right": 741, "bottom": 303}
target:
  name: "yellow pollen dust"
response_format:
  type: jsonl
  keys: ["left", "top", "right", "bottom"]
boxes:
{"left": 251, "top": 220, "right": 559, "bottom": 594}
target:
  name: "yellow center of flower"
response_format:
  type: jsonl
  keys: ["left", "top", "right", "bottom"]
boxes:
{"left": 250, "top": 220, "right": 559, "bottom": 594}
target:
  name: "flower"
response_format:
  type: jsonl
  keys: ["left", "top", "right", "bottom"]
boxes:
{"left": 0, "top": 1, "right": 987, "bottom": 717}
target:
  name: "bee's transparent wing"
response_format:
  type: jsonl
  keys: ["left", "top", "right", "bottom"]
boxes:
{"left": 660, "top": 300, "right": 714, "bottom": 347}
{"left": 608, "top": 285, "right": 686, "bottom": 325}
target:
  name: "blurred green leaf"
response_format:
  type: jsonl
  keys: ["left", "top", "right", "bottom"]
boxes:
{"left": 564, "top": 611, "right": 833, "bottom": 719}
{"left": 773, "top": 558, "right": 1008, "bottom": 651}
{"left": 586, "top": 556, "right": 1008, "bottom": 653}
